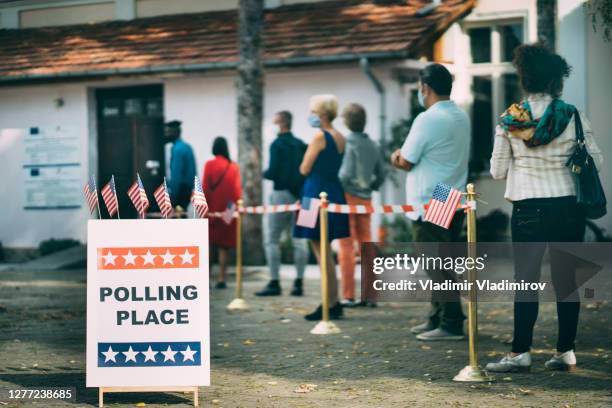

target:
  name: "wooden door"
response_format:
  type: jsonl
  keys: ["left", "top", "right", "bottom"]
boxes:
{"left": 96, "top": 85, "right": 164, "bottom": 218}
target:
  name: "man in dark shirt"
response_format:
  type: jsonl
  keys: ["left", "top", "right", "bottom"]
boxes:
{"left": 256, "top": 111, "right": 309, "bottom": 297}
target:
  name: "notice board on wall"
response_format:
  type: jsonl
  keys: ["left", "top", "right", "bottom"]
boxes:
{"left": 20, "top": 126, "right": 82, "bottom": 209}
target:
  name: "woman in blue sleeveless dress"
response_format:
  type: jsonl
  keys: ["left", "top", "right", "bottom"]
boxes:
{"left": 294, "top": 94, "right": 349, "bottom": 321}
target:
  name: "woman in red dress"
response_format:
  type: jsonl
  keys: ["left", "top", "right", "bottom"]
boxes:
{"left": 203, "top": 137, "right": 241, "bottom": 289}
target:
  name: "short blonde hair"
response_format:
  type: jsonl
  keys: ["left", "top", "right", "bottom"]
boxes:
{"left": 309, "top": 94, "right": 338, "bottom": 121}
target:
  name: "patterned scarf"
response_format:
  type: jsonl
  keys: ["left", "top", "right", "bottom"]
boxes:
{"left": 499, "top": 99, "right": 576, "bottom": 147}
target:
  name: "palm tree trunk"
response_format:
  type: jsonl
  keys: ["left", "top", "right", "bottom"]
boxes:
{"left": 537, "top": 0, "right": 557, "bottom": 50}
{"left": 237, "top": 0, "right": 264, "bottom": 264}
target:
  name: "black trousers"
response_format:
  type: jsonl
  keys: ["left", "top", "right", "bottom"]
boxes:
{"left": 412, "top": 213, "right": 466, "bottom": 334}
{"left": 511, "top": 196, "right": 585, "bottom": 353}
{"left": 173, "top": 183, "right": 193, "bottom": 209}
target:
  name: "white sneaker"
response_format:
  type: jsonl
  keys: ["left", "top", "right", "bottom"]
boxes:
{"left": 545, "top": 350, "right": 577, "bottom": 372}
{"left": 415, "top": 328, "right": 464, "bottom": 341}
{"left": 485, "top": 352, "right": 531, "bottom": 372}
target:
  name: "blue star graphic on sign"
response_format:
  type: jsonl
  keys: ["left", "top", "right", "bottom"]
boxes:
{"left": 98, "top": 341, "right": 202, "bottom": 367}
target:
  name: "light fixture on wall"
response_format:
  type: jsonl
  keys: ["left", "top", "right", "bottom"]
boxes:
{"left": 54, "top": 97, "right": 64, "bottom": 108}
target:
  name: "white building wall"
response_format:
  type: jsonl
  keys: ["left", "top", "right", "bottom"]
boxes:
{"left": 165, "top": 63, "right": 408, "bottom": 240}
{"left": 558, "top": 0, "right": 587, "bottom": 111}
{"left": 0, "top": 84, "right": 91, "bottom": 247}
{"left": 0, "top": 62, "right": 408, "bottom": 247}
{"left": 585, "top": 5, "right": 612, "bottom": 233}
{"left": 164, "top": 63, "right": 407, "bottom": 207}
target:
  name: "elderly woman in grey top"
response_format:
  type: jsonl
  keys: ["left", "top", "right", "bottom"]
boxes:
{"left": 337, "top": 103, "right": 387, "bottom": 306}
{"left": 486, "top": 44, "right": 603, "bottom": 374}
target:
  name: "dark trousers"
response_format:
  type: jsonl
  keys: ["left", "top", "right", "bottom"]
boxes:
{"left": 173, "top": 183, "right": 193, "bottom": 209}
{"left": 511, "top": 196, "right": 585, "bottom": 353}
{"left": 412, "top": 213, "right": 466, "bottom": 334}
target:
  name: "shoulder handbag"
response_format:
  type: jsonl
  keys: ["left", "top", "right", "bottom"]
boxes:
{"left": 566, "top": 109, "right": 607, "bottom": 219}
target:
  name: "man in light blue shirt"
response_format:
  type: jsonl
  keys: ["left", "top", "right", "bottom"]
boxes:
{"left": 391, "top": 63, "right": 470, "bottom": 341}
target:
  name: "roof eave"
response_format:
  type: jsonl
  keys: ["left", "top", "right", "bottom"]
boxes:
{"left": 0, "top": 50, "right": 411, "bottom": 85}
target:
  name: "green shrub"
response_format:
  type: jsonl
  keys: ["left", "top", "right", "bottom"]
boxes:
{"left": 38, "top": 238, "right": 81, "bottom": 256}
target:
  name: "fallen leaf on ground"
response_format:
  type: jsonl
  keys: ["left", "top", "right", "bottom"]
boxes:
{"left": 419, "top": 345, "right": 432, "bottom": 351}
{"left": 267, "top": 381, "right": 278, "bottom": 385}
{"left": 518, "top": 388, "right": 532, "bottom": 395}
{"left": 242, "top": 339, "right": 256, "bottom": 345}
{"left": 294, "top": 384, "right": 317, "bottom": 393}
{"left": 135, "top": 403, "right": 146, "bottom": 407}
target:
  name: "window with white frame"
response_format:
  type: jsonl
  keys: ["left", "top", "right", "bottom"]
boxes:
{"left": 466, "top": 20, "right": 525, "bottom": 175}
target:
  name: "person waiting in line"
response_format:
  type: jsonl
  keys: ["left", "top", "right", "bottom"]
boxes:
{"left": 165, "top": 120, "right": 196, "bottom": 211}
{"left": 486, "top": 44, "right": 603, "bottom": 373}
{"left": 294, "top": 94, "right": 350, "bottom": 321}
{"left": 391, "top": 63, "right": 469, "bottom": 341}
{"left": 203, "top": 137, "right": 242, "bottom": 289}
{"left": 256, "top": 111, "right": 309, "bottom": 297}
{"left": 337, "top": 103, "right": 386, "bottom": 307}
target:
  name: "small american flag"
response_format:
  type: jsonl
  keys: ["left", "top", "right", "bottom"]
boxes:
{"left": 221, "top": 202, "right": 236, "bottom": 225}
{"left": 83, "top": 175, "right": 99, "bottom": 214}
{"left": 127, "top": 173, "right": 149, "bottom": 217}
{"left": 101, "top": 175, "right": 119, "bottom": 218}
{"left": 191, "top": 176, "right": 208, "bottom": 218}
{"left": 424, "top": 183, "right": 462, "bottom": 229}
{"left": 296, "top": 197, "right": 320, "bottom": 228}
{"left": 154, "top": 178, "right": 173, "bottom": 219}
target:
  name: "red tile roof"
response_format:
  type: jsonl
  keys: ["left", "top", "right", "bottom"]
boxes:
{"left": 0, "top": 0, "right": 474, "bottom": 83}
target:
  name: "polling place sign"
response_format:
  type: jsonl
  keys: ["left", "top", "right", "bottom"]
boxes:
{"left": 86, "top": 219, "right": 210, "bottom": 387}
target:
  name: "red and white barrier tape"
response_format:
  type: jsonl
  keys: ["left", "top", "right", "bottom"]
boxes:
{"left": 206, "top": 211, "right": 239, "bottom": 219}
{"left": 151, "top": 200, "right": 474, "bottom": 220}
{"left": 242, "top": 203, "right": 301, "bottom": 214}
{"left": 150, "top": 200, "right": 474, "bottom": 219}
{"left": 326, "top": 204, "right": 417, "bottom": 214}
{"left": 205, "top": 201, "right": 474, "bottom": 218}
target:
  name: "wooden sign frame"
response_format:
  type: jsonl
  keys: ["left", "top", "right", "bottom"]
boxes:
{"left": 98, "top": 386, "right": 199, "bottom": 407}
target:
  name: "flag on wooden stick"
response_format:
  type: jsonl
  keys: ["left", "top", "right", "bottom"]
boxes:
{"left": 128, "top": 173, "right": 149, "bottom": 218}
{"left": 154, "top": 178, "right": 173, "bottom": 219}
{"left": 191, "top": 176, "right": 208, "bottom": 218}
{"left": 83, "top": 174, "right": 99, "bottom": 215}
{"left": 101, "top": 175, "right": 119, "bottom": 218}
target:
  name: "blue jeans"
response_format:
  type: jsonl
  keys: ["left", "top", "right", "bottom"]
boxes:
{"left": 265, "top": 190, "right": 308, "bottom": 280}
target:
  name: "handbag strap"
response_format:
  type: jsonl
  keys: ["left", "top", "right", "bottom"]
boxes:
{"left": 209, "top": 161, "right": 232, "bottom": 192}
{"left": 574, "top": 108, "right": 585, "bottom": 145}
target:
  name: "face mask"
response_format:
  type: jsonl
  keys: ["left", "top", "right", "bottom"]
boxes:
{"left": 308, "top": 114, "right": 321, "bottom": 128}
{"left": 417, "top": 87, "right": 425, "bottom": 108}
{"left": 273, "top": 124, "right": 282, "bottom": 134}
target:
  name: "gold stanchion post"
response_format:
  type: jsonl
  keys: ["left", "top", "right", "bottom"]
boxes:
{"left": 310, "top": 192, "right": 341, "bottom": 335}
{"left": 453, "top": 183, "right": 493, "bottom": 382}
{"left": 227, "top": 199, "right": 249, "bottom": 311}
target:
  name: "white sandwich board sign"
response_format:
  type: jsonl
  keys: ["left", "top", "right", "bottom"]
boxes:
{"left": 86, "top": 219, "right": 210, "bottom": 387}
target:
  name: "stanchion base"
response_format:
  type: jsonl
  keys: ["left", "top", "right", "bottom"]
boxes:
{"left": 226, "top": 298, "right": 250, "bottom": 311}
{"left": 310, "top": 320, "right": 341, "bottom": 335}
{"left": 453, "top": 365, "right": 494, "bottom": 382}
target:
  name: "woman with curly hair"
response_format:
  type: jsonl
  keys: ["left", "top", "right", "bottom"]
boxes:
{"left": 486, "top": 44, "right": 604, "bottom": 373}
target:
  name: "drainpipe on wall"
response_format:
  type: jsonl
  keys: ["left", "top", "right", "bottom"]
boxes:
{"left": 360, "top": 57, "right": 388, "bottom": 234}
{"left": 360, "top": 58, "right": 386, "bottom": 149}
